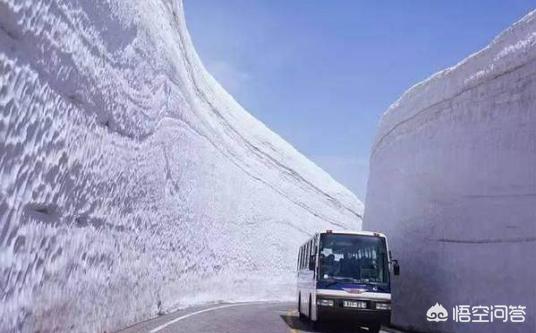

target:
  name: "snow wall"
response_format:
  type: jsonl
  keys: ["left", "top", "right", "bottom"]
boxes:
{"left": 365, "top": 11, "right": 535, "bottom": 333}
{"left": 0, "top": 0, "right": 363, "bottom": 332}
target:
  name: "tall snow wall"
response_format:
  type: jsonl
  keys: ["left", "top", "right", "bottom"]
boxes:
{"left": 365, "top": 11, "right": 535, "bottom": 333}
{"left": 0, "top": 0, "right": 363, "bottom": 332}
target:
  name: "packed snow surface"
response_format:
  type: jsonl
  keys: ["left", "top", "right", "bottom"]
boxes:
{"left": 365, "top": 10, "right": 536, "bottom": 333}
{"left": 0, "top": 0, "right": 363, "bottom": 332}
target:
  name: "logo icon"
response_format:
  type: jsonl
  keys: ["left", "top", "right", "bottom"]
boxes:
{"left": 427, "top": 303, "right": 449, "bottom": 322}
{"left": 342, "top": 288, "right": 367, "bottom": 294}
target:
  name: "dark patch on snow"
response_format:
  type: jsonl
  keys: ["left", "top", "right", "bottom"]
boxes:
{"left": 0, "top": 2, "right": 22, "bottom": 41}
{"left": 25, "top": 203, "right": 62, "bottom": 225}
{"left": 74, "top": 214, "right": 128, "bottom": 232}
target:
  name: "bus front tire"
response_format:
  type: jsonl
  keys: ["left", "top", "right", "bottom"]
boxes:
{"left": 298, "top": 294, "right": 305, "bottom": 319}
{"left": 367, "top": 323, "right": 381, "bottom": 333}
{"left": 308, "top": 295, "right": 312, "bottom": 321}
{"left": 309, "top": 296, "right": 319, "bottom": 326}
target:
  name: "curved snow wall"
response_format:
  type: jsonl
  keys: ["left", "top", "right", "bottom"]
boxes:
{"left": 365, "top": 11, "right": 535, "bottom": 333}
{"left": 0, "top": 0, "right": 363, "bottom": 332}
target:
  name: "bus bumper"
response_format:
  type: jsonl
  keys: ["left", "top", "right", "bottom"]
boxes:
{"left": 316, "top": 303, "right": 391, "bottom": 324}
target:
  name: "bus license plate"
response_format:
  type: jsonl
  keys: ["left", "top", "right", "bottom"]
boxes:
{"left": 343, "top": 300, "right": 366, "bottom": 308}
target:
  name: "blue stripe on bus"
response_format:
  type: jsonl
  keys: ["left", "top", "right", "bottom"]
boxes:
{"left": 316, "top": 281, "right": 391, "bottom": 294}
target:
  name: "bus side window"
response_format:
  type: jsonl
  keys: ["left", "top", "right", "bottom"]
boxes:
{"left": 297, "top": 248, "right": 300, "bottom": 270}
{"left": 302, "top": 243, "right": 307, "bottom": 269}
{"left": 302, "top": 246, "right": 305, "bottom": 269}
{"left": 305, "top": 244, "right": 308, "bottom": 268}
{"left": 307, "top": 240, "right": 313, "bottom": 270}
{"left": 299, "top": 247, "right": 302, "bottom": 270}
{"left": 302, "top": 246, "right": 306, "bottom": 269}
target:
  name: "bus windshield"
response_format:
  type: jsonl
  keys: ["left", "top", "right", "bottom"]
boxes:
{"left": 319, "top": 233, "right": 389, "bottom": 286}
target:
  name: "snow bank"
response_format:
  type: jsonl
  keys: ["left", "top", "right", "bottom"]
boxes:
{"left": 0, "top": 1, "right": 362, "bottom": 332}
{"left": 365, "top": 11, "right": 536, "bottom": 333}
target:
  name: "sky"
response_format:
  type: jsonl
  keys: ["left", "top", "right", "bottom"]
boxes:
{"left": 184, "top": 1, "right": 534, "bottom": 200}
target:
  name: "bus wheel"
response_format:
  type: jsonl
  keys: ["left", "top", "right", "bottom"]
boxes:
{"left": 298, "top": 294, "right": 305, "bottom": 319}
{"left": 308, "top": 295, "right": 315, "bottom": 321}
{"left": 367, "top": 323, "right": 381, "bottom": 333}
{"left": 309, "top": 296, "right": 319, "bottom": 328}
{"left": 308, "top": 296, "right": 311, "bottom": 319}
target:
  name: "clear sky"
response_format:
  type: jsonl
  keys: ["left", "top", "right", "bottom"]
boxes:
{"left": 184, "top": 1, "right": 534, "bottom": 200}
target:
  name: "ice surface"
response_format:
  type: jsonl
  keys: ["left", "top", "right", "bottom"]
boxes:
{"left": 0, "top": 1, "right": 363, "bottom": 332}
{"left": 365, "top": 11, "right": 536, "bottom": 333}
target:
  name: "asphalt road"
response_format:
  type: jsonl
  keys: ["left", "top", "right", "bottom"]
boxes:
{"left": 117, "top": 302, "right": 400, "bottom": 333}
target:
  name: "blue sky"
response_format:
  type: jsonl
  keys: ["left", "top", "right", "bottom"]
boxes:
{"left": 184, "top": 1, "right": 534, "bottom": 200}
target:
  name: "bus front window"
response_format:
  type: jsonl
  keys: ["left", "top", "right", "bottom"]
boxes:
{"left": 319, "top": 234, "right": 389, "bottom": 286}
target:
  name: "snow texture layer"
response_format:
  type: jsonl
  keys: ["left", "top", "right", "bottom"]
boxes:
{"left": 365, "top": 11, "right": 536, "bottom": 333}
{"left": 0, "top": 1, "right": 363, "bottom": 332}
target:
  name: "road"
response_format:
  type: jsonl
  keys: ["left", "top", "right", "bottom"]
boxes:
{"left": 117, "top": 302, "right": 401, "bottom": 333}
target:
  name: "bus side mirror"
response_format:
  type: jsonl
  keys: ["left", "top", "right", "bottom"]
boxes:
{"left": 392, "top": 260, "right": 400, "bottom": 276}
{"left": 309, "top": 255, "right": 315, "bottom": 271}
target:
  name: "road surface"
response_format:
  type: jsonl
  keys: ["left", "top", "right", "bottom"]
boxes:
{"left": 117, "top": 302, "right": 402, "bottom": 333}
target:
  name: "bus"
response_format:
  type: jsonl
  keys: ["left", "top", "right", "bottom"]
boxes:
{"left": 296, "top": 230, "right": 399, "bottom": 333}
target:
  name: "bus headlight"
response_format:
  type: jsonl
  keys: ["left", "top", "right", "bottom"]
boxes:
{"left": 317, "top": 299, "right": 334, "bottom": 307}
{"left": 375, "top": 303, "right": 391, "bottom": 310}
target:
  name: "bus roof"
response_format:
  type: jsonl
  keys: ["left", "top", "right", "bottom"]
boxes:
{"left": 320, "top": 230, "right": 386, "bottom": 238}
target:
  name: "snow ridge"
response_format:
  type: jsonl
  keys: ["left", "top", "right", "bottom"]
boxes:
{"left": 365, "top": 10, "right": 536, "bottom": 333}
{"left": 0, "top": 0, "right": 362, "bottom": 332}
{"left": 373, "top": 10, "right": 536, "bottom": 156}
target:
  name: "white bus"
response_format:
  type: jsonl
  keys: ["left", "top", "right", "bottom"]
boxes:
{"left": 296, "top": 230, "right": 399, "bottom": 333}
